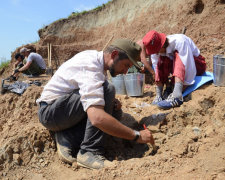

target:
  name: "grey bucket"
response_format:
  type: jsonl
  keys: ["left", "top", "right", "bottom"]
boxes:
{"left": 111, "top": 75, "right": 127, "bottom": 95}
{"left": 213, "top": 55, "right": 225, "bottom": 86}
{"left": 124, "top": 73, "right": 145, "bottom": 96}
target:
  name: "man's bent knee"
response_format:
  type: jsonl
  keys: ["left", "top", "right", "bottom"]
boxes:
{"left": 104, "top": 81, "right": 115, "bottom": 96}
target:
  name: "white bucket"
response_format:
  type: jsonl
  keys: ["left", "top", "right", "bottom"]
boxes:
{"left": 111, "top": 75, "right": 127, "bottom": 95}
{"left": 124, "top": 73, "right": 145, "bottom": 96}
{"left": 213, "top": 55, "right": 225, "bottom": 86}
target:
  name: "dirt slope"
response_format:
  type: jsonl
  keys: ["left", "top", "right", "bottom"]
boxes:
{"left": 1, "top": 0, "right": 225, "bottom": 179}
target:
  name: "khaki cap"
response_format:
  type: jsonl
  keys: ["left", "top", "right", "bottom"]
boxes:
{"left": 111, "top": 39, "right": 142, "bottom": 69}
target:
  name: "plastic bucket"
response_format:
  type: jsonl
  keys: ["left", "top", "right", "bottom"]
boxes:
{"left": 111, "top": 75, "right": 127, "bottom": 95}
{"left": 124, "top": 73, "right": 145, "bottom": 96}
{"left": 213, "top": 55, "right": 225, "bottom": 86}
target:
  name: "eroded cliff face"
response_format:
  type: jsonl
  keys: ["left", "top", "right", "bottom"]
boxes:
{"left": 15, "top": 0, "right": 224, "bottom": 71}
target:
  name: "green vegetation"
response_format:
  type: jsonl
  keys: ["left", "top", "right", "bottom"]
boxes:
{"left": 68, "top": 10, "right": 88, "bottom": 18}
{"left": 68, "top": 0, "right": 112, "bottom": 18}
{"left": 0, "top": 60, "right": 10, "bottom": 70}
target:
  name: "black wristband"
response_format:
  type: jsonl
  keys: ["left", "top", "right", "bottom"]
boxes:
{"left": 14, "top": 69, "right": 19, "bottom": 73}
{"left": 133, "top": 130, "right": 140, "bottom": 141}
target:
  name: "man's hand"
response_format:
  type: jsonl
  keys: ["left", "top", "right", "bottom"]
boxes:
{"left": 114, "top": 99, "right": 122, "bottom": 111}
{"left": 140, "top": 66, "right": 145, "bottom": 73}
{"left": 87, "top": 106, "right": 136, "bottom": 140}
{"left": 150, "top": 70, "right": 155, "bottom": 81}
{"left": 14, "top": 69, "right": 20, "bottom": 74}
{"left": 137, "top": 129, "right": 155, "bottom": 145}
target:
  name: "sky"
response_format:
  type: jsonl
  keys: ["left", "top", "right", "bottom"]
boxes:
{"left": 0, "top": 0, "right": 109, "bottom": 63}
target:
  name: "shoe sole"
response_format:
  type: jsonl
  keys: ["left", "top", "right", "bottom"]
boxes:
{"left": 77, "top": 162, "right": 96, "bottom": 170}
{"left": 157, "top": 104, "right": 181, "bottom": 110}
{"left": 56, "top": 138, "right": 76, "bottom": 164}
{"left": 56, "top": 143, "right": 76, "bottom": 164}
{"left": 157, "top": 106, "right": 172, "bottom": 110}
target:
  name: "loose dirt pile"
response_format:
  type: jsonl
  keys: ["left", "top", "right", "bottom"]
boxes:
{"left": 0, "top": 78, "right": 224, "bottom": 179}
{"left": 1, "top": 0, "right": 225, "bottom": 179}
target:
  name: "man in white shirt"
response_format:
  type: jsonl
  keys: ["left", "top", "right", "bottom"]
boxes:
{"left": 13, "top": 47, "right": 46, "bottom": 78}
{"left": 37, "top": 39, "right": 154, "bottom": 169}
{"left": 141, "top": 30, "right": 206, "bottom": 109}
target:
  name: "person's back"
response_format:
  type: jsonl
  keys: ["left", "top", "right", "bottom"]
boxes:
{"left": 166, "top": 34, "right": 200, "bottom": 58}
{"left": 37, "top": 50, "right": 105, "bottom": 108}
{"left": 27, "top": 52, "right": 46, "bottom": 70}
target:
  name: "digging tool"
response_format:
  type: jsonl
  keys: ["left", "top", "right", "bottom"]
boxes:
{"left": 181, "top": 26, "right": 187, "bottom": 34}
{"left": 102, "top": 35, "right": 114, "bottom": 51}
{"left": 46, "top": 43, "right": 53, "bottom": 76}
{"left": 103, "top": 35, "right": 114, "bottom": 80}
{"left": 143, "top": 124, "right": 158, "bottom": 155}
{"left": 49, "top": 43, "right": 52, "bottom": 68}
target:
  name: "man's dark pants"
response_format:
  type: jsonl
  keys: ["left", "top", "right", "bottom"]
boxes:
{"left": 38, "top": 81, "right": 121, "bottom": 154}
{"left": 23, "top": 61, "right": 45, "bottom": 76}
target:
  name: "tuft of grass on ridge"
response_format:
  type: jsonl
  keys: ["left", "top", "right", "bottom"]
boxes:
{"left": 68, "top": 0, "right": 112, "bottom": 18}
{"left": 0, "top": 60, "right": 10, "bottom": 70}
{"left": 40, "top": 1, "right": 113, "bottom": 30}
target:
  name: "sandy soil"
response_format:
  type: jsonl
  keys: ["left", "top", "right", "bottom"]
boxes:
{"left": 0, "top": 0, "right": 225, "bottom": 179}
{"left": 0, "top": 74, "right": 224, "bottom": 180}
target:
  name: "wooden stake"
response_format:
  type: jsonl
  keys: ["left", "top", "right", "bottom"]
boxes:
{"left": 102, "top": 35, "right": 114, "bottom": 51}
{"left": 47, "top": 43, "right": 50, "bottom": 67}
{"left": 49, "top": 43, "right": 52, "bottom": 67}
{"left": 182, "top": 26, "right": 187, "bottom": 34}
{"left": 102, "top": 35, "right": 114, "bottom": 80}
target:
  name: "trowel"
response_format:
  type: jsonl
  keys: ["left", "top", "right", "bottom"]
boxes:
{"left": 143, "top": 124, "right": 158, "bottom": 155}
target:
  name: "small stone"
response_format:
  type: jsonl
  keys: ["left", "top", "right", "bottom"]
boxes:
{"left": 204, "top": 126, "right": 215, "bottom": 137}
{"left": 13, "top": 154, "right": 22, "bottom": 165}
{"left": 148, "top": 126, "right": 160, "bottom": 133}
{"left": 189, "top": 134, "right": 199, "bottom": 142}
{"left": 192, "top": 127, "right": 201, "bottom": 135}
{"left": 13, "top": 146, "right": 20, "bottom": 154}
{"left": 124, "top": 95, "right": 129, "bottom": 99}
{"left": 34, "top": 147, "right": 39, "bottom": 153}
{"left": 72, "top": 162, "right": 79, "bottom": 170}
{"left": 130, "top": 104, "right": 136, "bottom": 108}
{"left": 134, "top": 108, "right": 142, "bottom": 113}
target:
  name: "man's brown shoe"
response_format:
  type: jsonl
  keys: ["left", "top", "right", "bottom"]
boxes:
{"left": 55, "top": 132, "right": 76, "bottom": 164}
{"left": 77, "top": 150, "right": 114, "bottom": 169}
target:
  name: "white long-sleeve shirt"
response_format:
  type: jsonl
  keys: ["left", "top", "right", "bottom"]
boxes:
{"left": 151, "top": 34, "right": 200, "bottom": 85}
{"left": 36, "top": 50, "right": 106, "bottom": 111}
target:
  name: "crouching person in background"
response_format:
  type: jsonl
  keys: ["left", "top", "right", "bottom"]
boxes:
{"left": 7, "top": 53, "right": 25, "bottom": 81}
{"left": 140, "top": 30, "right": 206, "bottom": 110}
{"left": 12, "top": 47, "right": 46, "bottom": 79}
